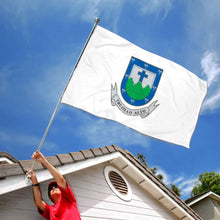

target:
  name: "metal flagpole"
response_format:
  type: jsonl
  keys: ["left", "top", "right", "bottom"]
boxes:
{"left": 27, "top": 18, "right": 100, "bottom": 180}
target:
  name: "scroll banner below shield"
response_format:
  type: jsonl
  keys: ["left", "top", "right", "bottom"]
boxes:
{"left": 111, "top": 83, "right": 159, "bottom": 118}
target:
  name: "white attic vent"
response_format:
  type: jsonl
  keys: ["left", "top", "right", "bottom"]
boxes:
{"left": 104, "top": 166, "right": 132, "bottom": 201}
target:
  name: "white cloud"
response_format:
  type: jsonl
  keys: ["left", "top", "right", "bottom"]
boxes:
{"left": 0, "top": 0, "right": 173, "bottom": 33}
{"left": 177, "top": 169, "right": 220, "bottom": 198}
{"left": 0, "top": 130, "right": 57, "bottom": 151}
{"left": 184, "top": 0, "right": 220, "bottom": 112}
{"left": 201, "top": 51, "right": 220, "bottom": 86}
{"left": 0, "top": 0, "right": 123, "bottom": 29}
{"left": 173, "top": 176, "right": 184, "bottom": 185}
{"left": 154, "top": 167, "right": 198, "bottom": 198}
{"left": 178, "top": 178, "right": 197, "bottom": 197}
{"left": 55, "top": 105, "right": 150, "bottom": 148}
{"left": 185, "top": 1, "right": 220, "bottom": 48}
{"left": 155, "top": 167, "right": 171, "bottom": 185}
{"left": 202, "top": 90, "right": 220, "bottom": 112}
{"left": 76, "top": 0, "right": 123, "bottom": 24}
{"left": 73, "top": 116, "right": 150, "bottom": 148}
{"left": 136, "top": 0, "right": 172, "bottom": 19}
{"left": 201, "top": 51, "right": 220, "bottom": 113}
{"left": 31, "top": 56, "right": 74, "bottom": 104}
{"left": 154, "top": 168, "right": 220, "bottom": 199}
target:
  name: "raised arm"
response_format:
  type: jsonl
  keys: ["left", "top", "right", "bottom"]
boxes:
{"left": 26, "top": 169, "right": 46, "bottom": 212}
{"left": 31, "top": 151, "right": 67, "bottom": 189}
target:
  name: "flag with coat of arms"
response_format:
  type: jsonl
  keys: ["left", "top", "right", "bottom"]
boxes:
{"left": 61, "top": 25, "right": 207, "bottom": 148}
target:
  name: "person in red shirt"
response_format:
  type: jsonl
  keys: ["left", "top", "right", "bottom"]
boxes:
{"left": 27, "top": 151, "right": 81, "bottom": 220}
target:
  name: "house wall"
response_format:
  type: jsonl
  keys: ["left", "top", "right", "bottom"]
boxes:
{"left": 190, "top": 197, "right": 220, "bottom": 220}
{"left": 0, "top": 162, "right": 178, "bottom": 220}
{"left": 67, "top": 162, "right": 178, "bottom": 220}
{"left": 0, "top": 186, "right": 42, "bottom": 220}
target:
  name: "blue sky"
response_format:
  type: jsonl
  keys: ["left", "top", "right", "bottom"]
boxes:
{"left": 0, "top": 0, "right": 220, "bottom": 200}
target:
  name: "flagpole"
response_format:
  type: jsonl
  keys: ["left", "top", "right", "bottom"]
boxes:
{"left": 27, "top": 18, "right": 100, "bottom": 179}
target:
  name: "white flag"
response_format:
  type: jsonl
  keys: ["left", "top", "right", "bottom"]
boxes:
{"left": 61, "top": 25, "right": 207, "bottom": 148}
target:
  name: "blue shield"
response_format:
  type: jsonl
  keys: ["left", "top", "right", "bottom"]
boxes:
{"left": 121, "top": 57, "right": 163, "bottom": 106}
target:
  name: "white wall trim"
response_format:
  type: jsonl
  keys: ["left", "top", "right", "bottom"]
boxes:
{"left": 188, "top": 191, "right": 220, "bottom": 206}
{"left": 0, "top": 152, "right": 121, "bottom": 195}
{"left": 0, "top": 157, "right": 14, "bottom": 164}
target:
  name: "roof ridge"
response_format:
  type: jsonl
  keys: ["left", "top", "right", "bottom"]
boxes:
{"left": 0, "top": 151, "right": 19, "bottom": 163}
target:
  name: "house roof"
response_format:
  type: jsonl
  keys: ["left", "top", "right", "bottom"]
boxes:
{"left": 0, "top": 145, "right": 202, "bottom": 220}
{"left": 0, "top": 151, "right": 19, "bottom": 164}
{"left": 185, "top": 190, "right": 220, "bottom": 206}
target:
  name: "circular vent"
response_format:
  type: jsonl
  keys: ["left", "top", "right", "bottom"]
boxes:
{"left": 109, "top": 171, "right": 128, "bottom": 195}
{"left": 104, "top": 166, "right": 132, "bottom": 201}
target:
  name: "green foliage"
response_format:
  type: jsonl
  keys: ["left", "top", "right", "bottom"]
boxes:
{"left": 137, "top": 153, "right": 181, "bottom": 197}
{"left": 137, "top": 153, "right": 148, "bottom": 168}
{"left": 150, "top": 166, "right": 157, "bottom": 174}
{"left": 156, "top": 173, "right": 164, "bottom": 181}
{"left": 150, "top": 167, "right": 164, "bottom": 181}
{"left": 170, "top": 184, "right": 181, "bottom": 197}
{"left": 191, "top": 171, "right": 220, "bottom": 197}
{"left": 126, "top": 78, "right": 151, "bottom": 100}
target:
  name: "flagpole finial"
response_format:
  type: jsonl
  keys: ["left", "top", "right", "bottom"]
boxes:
{"left": 95, "top": 17, "right": 100, "bottom": 24}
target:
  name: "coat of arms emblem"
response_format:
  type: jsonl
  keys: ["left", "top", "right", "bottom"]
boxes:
{"left": 111, "top": 56, "right": 163, "bottom": 118}
{"left": 121, "top": 57, "right": 163, "bottom": 106}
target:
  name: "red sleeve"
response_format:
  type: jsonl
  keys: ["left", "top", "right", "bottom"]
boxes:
{"left": 58, "top": 183, "right": 77, "bottom": 204}
{"left": 38, "top": 203, "right": 50, "bottom": 220}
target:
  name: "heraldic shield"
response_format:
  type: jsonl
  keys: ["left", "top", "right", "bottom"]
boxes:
{"left": 121, "top": 57, "right": 163, "bottom": 106}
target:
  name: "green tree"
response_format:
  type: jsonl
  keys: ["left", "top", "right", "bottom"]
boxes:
{"left": 137, "top": 153, "right": 148, "bottom": 168}
{"left": 137, "top": 154, "right": 164, "bottom": 181}
{"left": 170, "top": 184, "right": 181, "bottom": 197}
{"left": 150, "top": 166, "right": 164, "bottom": 181}
{"left": 136, "top": 153, "right": 181, "bottom": 196}
{"left": 156, "top": 173, "right": 164, "bottom": 181}
{"left": 191, "top": 171, "right": 220, "bottom": 197}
